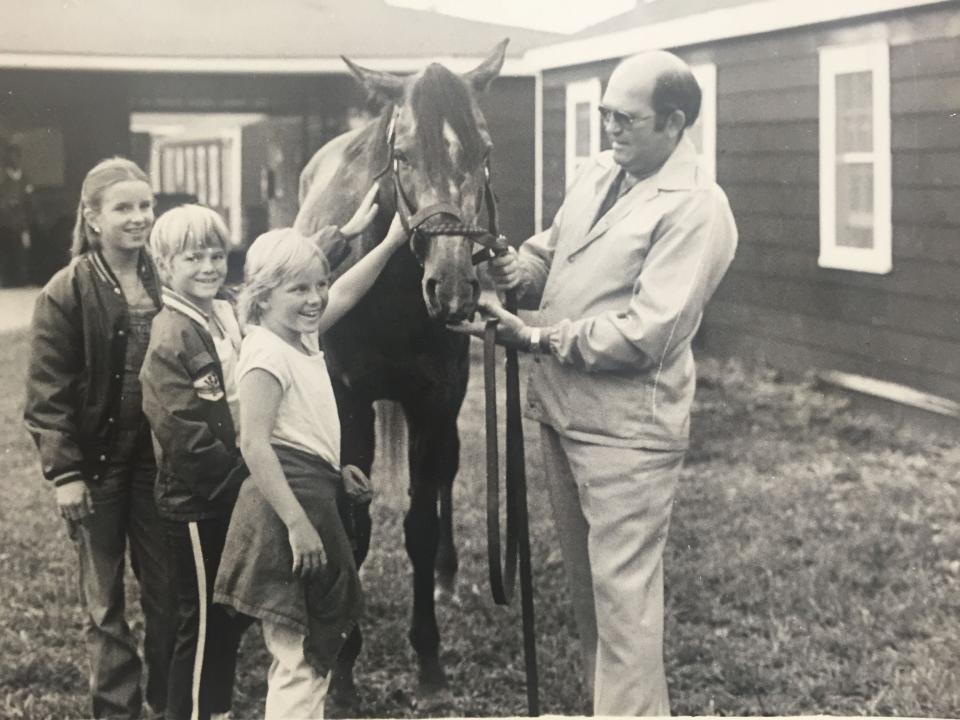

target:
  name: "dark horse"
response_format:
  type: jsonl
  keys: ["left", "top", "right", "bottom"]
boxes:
{"left": 294, "top": 41, "right": 508, "bottom": 700}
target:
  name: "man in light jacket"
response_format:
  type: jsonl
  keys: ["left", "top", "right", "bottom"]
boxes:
{"left": 452, "top": 50, "right": 738, "bottom": 715}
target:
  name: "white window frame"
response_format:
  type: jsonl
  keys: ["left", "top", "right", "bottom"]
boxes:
{"left": 690, "top": 63, "right": 717, "bottom": 183}
{"left": 818, "top": 41, "right": 891, "bottom": 274}
{"left": 565, "top": 78, "right": 601, "bottom": 187}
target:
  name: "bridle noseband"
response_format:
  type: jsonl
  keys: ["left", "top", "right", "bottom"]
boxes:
{"left": 375, "top": 109, "right": 508, "bottom": 265}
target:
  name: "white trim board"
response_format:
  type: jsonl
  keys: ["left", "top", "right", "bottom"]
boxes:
{"left": 690, "top": 63, "right": 716, "bottom": 184}
{"left": 818, "top": 370, "right": 960, "bottom": 418}
{"left": 534, "top": 70, "right": 544, "bottom": 233}
{"left": 0, "top": 53, "right": 536, "bottom": 76}
{"left": 524, "top": 0, "right": 954, "bottom": 70}
{"left": 564, "top": 78, "right": 602, "bottom": 190}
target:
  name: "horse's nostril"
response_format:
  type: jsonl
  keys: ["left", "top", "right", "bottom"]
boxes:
{"left": 425, "top": 278, "right": 439, "bottom": 305}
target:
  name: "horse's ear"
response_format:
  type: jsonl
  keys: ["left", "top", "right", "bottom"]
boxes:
{"left": 462, "top": 39, "right": 509, "bottom": 93}
{"left": 342, "top": 56, "right": 406, "bottom": 103}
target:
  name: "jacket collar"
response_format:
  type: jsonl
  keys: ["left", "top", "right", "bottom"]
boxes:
{"left": 592, "top": 135, "right": 699, "bottom": 192}
{"left": 91, "top": 249, "right": 162, "bottom": 308}
{"left": 90, "top": 249, "right": 115, "bottom": 286}
{"left": 569, "top": 137, "right": 699, "bottom": 257}
{"left": 651, "top": 135, "right": 699, "bottom": 191}
{"left": 162, "top": 287, "right": 210, "bottom": 327}
{"left": 163, "top": 288, "right": 241, "bottom": 351}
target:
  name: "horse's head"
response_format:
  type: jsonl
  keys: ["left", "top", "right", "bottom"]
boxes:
{"left": 343, "top": 40, "right": 508, "bottom": 323}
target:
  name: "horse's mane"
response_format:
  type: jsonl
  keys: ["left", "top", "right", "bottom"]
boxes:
{"left": 410, "top": 64, "right": 485, "bottom": 179}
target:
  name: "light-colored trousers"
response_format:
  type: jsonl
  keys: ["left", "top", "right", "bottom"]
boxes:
{"left": 540, "top": 424, "right": 683, "bottom": 717}
{"left": 262, "top": 621, "right": 331, "bottom": 720}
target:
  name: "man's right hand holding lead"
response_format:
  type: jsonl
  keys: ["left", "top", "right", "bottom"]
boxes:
{"left": 486, "top": 246, "right": 525, "bottom": 291}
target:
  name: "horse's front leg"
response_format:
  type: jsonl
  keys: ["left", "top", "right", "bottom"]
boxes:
{"left": 436, "top": 482, "right": 459, "bottom": 602}
{"left": 329, "top": 390, "right": 376, "bottom": 711}
{"left": 403, "top": 403, "right": 461, "bottom": 694}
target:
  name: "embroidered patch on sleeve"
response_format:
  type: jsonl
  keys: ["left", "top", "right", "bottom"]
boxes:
{"left": 193, "top": 370, "right": 225, "bottom": 402}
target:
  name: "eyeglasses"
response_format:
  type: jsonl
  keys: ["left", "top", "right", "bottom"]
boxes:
{"left": 598, "top": 105, "right": 655, "bottom": 129}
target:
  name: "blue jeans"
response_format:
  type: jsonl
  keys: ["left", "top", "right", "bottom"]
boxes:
{"left": 70, "top": 427, "right": 176, "bottom": 719}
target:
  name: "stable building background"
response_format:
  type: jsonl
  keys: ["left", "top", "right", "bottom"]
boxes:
{"left": 4, "top": 0, "right": 959, "bottom": 421}
{"left": 0, "top": 0, "right": 554, "bottom": 279}
{"left": 526, "top": 0, "right": 960, "bottom": 418}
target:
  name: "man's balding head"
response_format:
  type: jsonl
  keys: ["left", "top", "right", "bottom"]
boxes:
{"left": 600, "top": 50, "right": 701, "bottom": 178}
{"left": 609, "top": 51, "right": 701, "bottom": 131}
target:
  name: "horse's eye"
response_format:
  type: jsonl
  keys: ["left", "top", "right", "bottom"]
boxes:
{"left": 394, "top": 149, "right": 409, "bottom": 164}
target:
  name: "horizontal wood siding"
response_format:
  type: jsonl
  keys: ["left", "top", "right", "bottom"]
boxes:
{"left": 712, "top": 3, "right": 960, "bottom": 400}
{"left": 480, "top": 76, "right": 537, "bottom": 242}
{"left": 540, "top": 2, "right": 960, "bottom": 401}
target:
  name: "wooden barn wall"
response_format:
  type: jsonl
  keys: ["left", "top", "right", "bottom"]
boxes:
{"left": 0, "top": 70, "right": 130, "bottom": 188}
{"left": 479, "top": 76, "right": 537, "bottom": 243}
{"left": 1, "top": 68, "right": 535, "bottom": 278}
{"left": 541, "top": 3, "right": 960, "bottom": 400}
{"left": 130, "top": 72, "right": 537, "bottom": 245}
{"left": 0, "top": 70, "right": 132, "bottom": 273}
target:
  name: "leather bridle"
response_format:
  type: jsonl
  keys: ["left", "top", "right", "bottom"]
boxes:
{"left": 375, "top": 109, "right": 509, "bottom": 265}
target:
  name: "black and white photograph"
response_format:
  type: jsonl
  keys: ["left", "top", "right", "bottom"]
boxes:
{"left": 2, "top": 0, "right": 959, "bottom": 718}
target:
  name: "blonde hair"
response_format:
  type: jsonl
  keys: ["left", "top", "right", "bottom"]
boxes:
{"left": 71, "top": 157, "right": 151, "bottom": 257}
{"left": 150, "top": 204, "right": 230, "bottom": 281}
{"left": 237, "top": 228, "right": 330, "bottom": 328}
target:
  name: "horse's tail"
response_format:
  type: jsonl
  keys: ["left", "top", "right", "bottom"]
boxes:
{"left": 373, "top": 399, "right": 409, "bottom": 487}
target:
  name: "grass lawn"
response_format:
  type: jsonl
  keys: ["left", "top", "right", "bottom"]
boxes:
{"left": 2, "top": 326, "right": 959, "bottom": 718}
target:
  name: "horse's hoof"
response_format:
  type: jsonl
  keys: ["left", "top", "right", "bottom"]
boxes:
{"left": 417, "top": 662, "right": 449, "bottom": 697}
{"left": 434, "top": 577, "right": 461, "bottom": 606}
{"left": 326, "top": 691, "right": 360, "bottom": 719}
{"left": 327, "top": 675, "right": 360, "bottom": 718}
{"left": 414, "top": 683, "right": 456, "bottom": 715}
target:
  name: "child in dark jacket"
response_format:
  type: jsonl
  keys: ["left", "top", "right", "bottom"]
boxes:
{"left": 140, "top": 204, "right": 247, "bottom": 720}
{"left": 142, "top": 193, "right": 382, "bottom": 720}
{"left": 23, "top": 157, "right": 175, "bottom": 720}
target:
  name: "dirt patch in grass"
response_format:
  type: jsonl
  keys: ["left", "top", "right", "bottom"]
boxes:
{"left": 2, "top": 332, "right": 959, "bottom": 718}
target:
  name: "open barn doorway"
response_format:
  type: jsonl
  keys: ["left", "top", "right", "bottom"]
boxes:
{"left": 131, "top": 112, "right": 308, "bottom": 268}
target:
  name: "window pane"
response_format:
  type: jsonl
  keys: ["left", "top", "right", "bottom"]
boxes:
{"left": 836, "top": 162, "right": 874, "bottom": 248}
{"left": 836, "top": 71, "right": 872, "bottom": 153}
{"left": 575, "top": 101, "right": 591, "bottom": 157}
